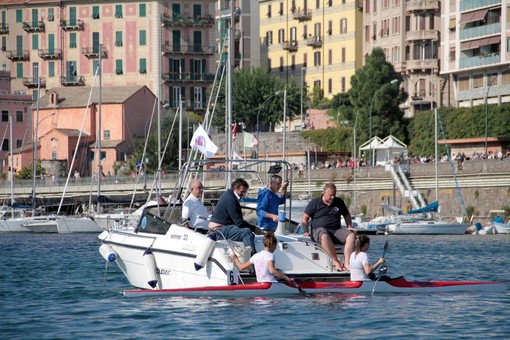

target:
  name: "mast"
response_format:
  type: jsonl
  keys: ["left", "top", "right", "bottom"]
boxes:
{"left": 9, "top": 113, "right": 14, "bottom": 215}
{"left": 97, "top": 44, "right": 103, "bottom": 213}
{"left": 31, "top": 77, "right": 41, "bottom": 216}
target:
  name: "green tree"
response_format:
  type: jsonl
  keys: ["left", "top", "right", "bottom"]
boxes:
{"left": 211, "top": 68, "right": 300, "bottom": 132}
{"left": 15, "top": 162, "right": 46, "bottom": 180}
{"left": 349, "top": 48, "right": 407, "bottom": 143}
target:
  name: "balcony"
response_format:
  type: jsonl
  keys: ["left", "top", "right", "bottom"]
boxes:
{"left": 406, "top": 30, "right": 439, "bottom": 42}
{"left": 460, "top": 0, "right": 500, "bottom": 12}
{"left": 219, "top": 7, "right": 241, "bottom": 20}
{"left": 60, "top": 75, "right": 85, "bottom": 86}
{"left": 38, "top": 48, "right": 62, "bottom": 60}
{"left": 7, "top": 50, "right": 30, "bottom": 61}
{"left": 459, "top": 53, "right": 500, "bottom": 69}
{"left": 162, "top": 44, "right": 216, "bottom": 55}
{"left": 306, "top": 36, "right": 322, "bottom": 48}
{"left": 282, "top": 40, "right": 298, "bottom": 52}
{"left": 406, "top": 0, "right": 439, "bottom": 12}
{"left": 60, "top": 19, "right": 84, "bottom": 31}
{"left": 0, "top": 24, "right": 8, "bottom": 34}
{"left": 292, "top": 9, "right": 312, "bottom": 21}
{"left": 406, "top": 59, "right": 438, "bottom": 72}
{"left": 161, "top": 72, "right": 215, "bottom": 83}
{"left": 82, "top": 46, "right": 107, "bottom": 59}
{"left": 22, "top": 77, "right": 46, "bottom": 88}
{"left": 23, "top": 21, "right": 45, "bottom": 33}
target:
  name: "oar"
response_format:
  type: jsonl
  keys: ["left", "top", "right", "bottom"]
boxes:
{"left": 291, "top": 280, "right": 309, "bottom": 297}
{"left": 378, "top": 241, "right": 389, "bottom": 277}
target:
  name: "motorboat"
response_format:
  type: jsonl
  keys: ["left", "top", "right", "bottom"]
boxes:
{"left": 466, "top": 210, "right": 508, "bottom": 235}
{"left": 493, "top": 219, "right": 510, "bottom": 234}
{"left": 0, "top": 208, "right": 31, "bottom": 233}
{"left": 23, "top": 215, "right": 102, "bottom": 233}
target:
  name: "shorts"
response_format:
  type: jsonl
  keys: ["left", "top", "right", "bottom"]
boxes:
{"left": 312, "top": 227, "right": 351, "bottom": 244}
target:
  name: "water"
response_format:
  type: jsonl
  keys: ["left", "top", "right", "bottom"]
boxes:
{"left": 1, "top": 234, "right": 509, "bottom": 339}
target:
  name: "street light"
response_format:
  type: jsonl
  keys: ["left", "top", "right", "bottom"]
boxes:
{"left": 256, "top": 90, "right": 282, "bottom": 157}
{"left": 484, "top": 66, "right": 510, "bottom": 158}
{"left": 369, "top": 78, "right": 399, "bottom": 166}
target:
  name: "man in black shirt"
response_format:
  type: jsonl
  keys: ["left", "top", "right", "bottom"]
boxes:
{"left": 209, "top": 178, "right": 263, "bottom": 251}
{"left": 301, "top": 183, "right": 356, "bottom": 271}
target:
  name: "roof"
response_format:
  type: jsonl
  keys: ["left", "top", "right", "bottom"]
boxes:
{"left": 56, "top": 128, "right": 88, "bottom": 137}
{"left": 89, "top": 140, "right": 123, "bottom": 148}
{"left": 438, "top": 137, "right": 509, "bottom": 145}
{"left": 38, "top": 86, "right": 150, "bottom": 109}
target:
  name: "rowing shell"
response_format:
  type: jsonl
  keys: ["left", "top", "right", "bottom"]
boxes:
{"left": 122, "top": 277, "right": 506, "bottom": 297}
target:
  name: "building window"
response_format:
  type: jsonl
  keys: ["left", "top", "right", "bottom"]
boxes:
{"left": 139, "top": 58, "right": 147, "bottom": 73}
{"left": 32, "top": 35, "right": 39, "bottom": 50}
{"left": 473, "top": 74, "right": 483, "bottom": 89}
{"left": 140, "top": 30, "right": 146, "bottom": 46}
{"left": 1, "top": 110, "right": 8, "bottom": 122}
{"left": 314, "top": 52, "right": 321, "bottom": 66}
{"left": 328, "top": 78, "right": 332, "bottom": 94}
{"left": 303, "top": 53, "right": 307, "bottom": 67}
{"left": 115, "top": 31, "right": 123, "bottom": 47}
{"left": 278, "top": 29, "right": 285, "bottom": 44}
{"left": 279, "top": 57, "right": 284, "bottom": 72}
{"left": 16, "top": 139, "right": 23, "bottom": 149}
{"left": 328, "top": 21, "right": 333, "bottom": 35}
{"left": 291, "top": 55, "right": 296, "bottom": 69}
{"left": 340, "top": 18, "right": 347, "bottom": 34}
{"left": 52, "top": 151, "right": 57, "bottom": 160}
{"left": 279, "top": 2, "right": 284, "bottom": 15}
{"left": 1, "top": 37, "right": 6, "bottom": 51}
{"left": 267, "top": 5, "right": 272, "bottom": 17}
{"left": 342, "top": 47, "right": 346, "bottom": 63}
{"left": 341, "top": 77, "right": 346, "bottom": 92}
{"left": 16, "top": 111, "right": 23, "bottom": 122}
{"left": 48, "top": 8, "right": 54, "bottom": 21}
{"left": 103, "top": 130, "right": 110, "bottom": 140}
{"left": 70, "top": 33, "right": 77, "bottom": 48}
{"left": 1, "top": 139, "right": 8, "bottom": 151}
{"left": 16, "top": 9, "right": 22, "bottom": 22}
{"left": 92, "top": 6, "right": 100, "bottom": 19}
{"left": 115, "top": 60, "right": 123, "bottom": 74}
{"left": 266, "top": 31, "right": 273, "bottom": 45}
{"left": 328, "top": 49, "right": 332, "bottom": 65}
{"left": 51, "top": 138, "right": 57, "bottom": 148}
{"left": 115, "top": 4, "right": 122, "bottom": 18}
{"left": 139, "top": 4, "right": 146, "bottom": 17}
{"left": 17, "top": 63, "right": 23, "bottom": 78}
{"left": 49, "top": 62, "right": 55, "bottom": 77}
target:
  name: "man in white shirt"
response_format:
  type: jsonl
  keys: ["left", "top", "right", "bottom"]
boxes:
{"left": 182, "top": 179, "right": 209, "bottom": 233}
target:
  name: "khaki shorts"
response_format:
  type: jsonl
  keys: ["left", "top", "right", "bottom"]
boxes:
{"left": 312, "top": 227, "right": 351, "bottom": 244}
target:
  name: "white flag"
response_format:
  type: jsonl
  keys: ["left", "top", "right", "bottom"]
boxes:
{"left": 190, "top": 124, "right": 218, "bottom": 158}
{"left": 232, "top": 151, "right": 244, "bottom": 161}
{"left": 243, "top": 132, "right": 259, "bottom": 148}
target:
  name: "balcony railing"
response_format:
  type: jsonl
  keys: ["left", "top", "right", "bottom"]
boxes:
{"left": 406, "top": 0, "right": 440, "bottom": 12}
{"left": 406, "top": 59, "right": 438, "bottom": 72}
{"left": 7, "top": 50, "right": 30, "bottom": 61}
{"left": 406, "top": 30, "right": 439, "bottom": 42}
{"left": 22, "top": 77, "right": 46, "bottom": 88}
{"left": 306, "top": 36, "right": 322, "bottom": 48}
{"left": 282, "top": 40, "right": 298, "bottom": 52}
{"left": 459, "top": 53, "right": 500, "bottom": 69}
{"left": 459, "top": 22, "right": 500, "bottom": 41}
{"left": 162, "top": 44, "right": 216, "bottom": 55}
{"left": 60, "top": 75, "right": 85, "bottom": 86}
{"left": 38, "top": 48, "right": 62, "bottom": 60}
{"left": 82, "top": 46, "right": 107, "bottom": 58}
{"left": 0, "top": 24, "right": 8, "bottom": 34}
{"left": 292, "top": 9, "right": 312, "bottom": 21}
{"left": 460, "top": 0, "right": 501, "bottom": 12}
{"left": 161, "top": 14, "right": 215, "bottom": 27}
{"left": 60, "top": 19, "right": 84, "bottom": 31}
{"left": 161, "top": 72, "right": 215, "bottom": 83}
{"left": 23, "top": 21, "right": 45, "bottom": 33}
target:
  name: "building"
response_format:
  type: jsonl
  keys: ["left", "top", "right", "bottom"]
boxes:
{"left": 259, "top": 0, "right": 363, "bottom": 103}
{"left": 362, "top": 0, "right": 441, "bottom": 117}
{"left": 0, "top": 0, "right": 219, "bottom": 112}
{"left": 442, "top": 0, "right": 510, "bottom": 108}
{"left": 0, "top": 69, "right": 32, "bottom": 176}
{"left": 12, "top": 85, "right": 156, "bottom": 177}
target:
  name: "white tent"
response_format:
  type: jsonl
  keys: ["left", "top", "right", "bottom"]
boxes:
{"left": 375, "top": 135, "right": 407, "bottom": 165}
{"left": 359, "top": 137, "right": 384, "bottom": 165}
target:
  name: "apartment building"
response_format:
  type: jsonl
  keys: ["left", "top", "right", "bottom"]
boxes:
{"left": 443, "top": 0, "right": 510, "bottom": 108}
{"left": 362, "top": 0, "right": 440, "bottom": 117}
{"left": 0, "top": 0, "right": 221, "bottom": 112}
{"left": 259, "top": 0, "right": 363, "bottom": 108}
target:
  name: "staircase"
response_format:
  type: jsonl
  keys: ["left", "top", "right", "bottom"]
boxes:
{"left": 387, "top": 164, "right": 425, "bottom": 210}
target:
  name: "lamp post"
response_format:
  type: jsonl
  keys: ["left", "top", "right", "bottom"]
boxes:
{"left": 484, "top": 67, "right": 510, "bottom": 158}
{"left": 369, "top": 78, "right": 399, "bottom": 166}
{"left": 256, "top": 90, "right": 281, "bottom": 157}
{"left": 300, "top": 67, "right": 306, "bottom": 127}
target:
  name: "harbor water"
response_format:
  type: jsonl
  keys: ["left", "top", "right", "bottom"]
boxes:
{"left": 0, "top": 233, "right": 509, "bottom": 339}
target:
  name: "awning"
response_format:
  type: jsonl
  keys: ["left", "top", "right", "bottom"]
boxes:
{"left": 460, "top": 9, "right": 488, "bottom": 24}
{"left": 460, "top": 36, "right": 501, "bottom": 50}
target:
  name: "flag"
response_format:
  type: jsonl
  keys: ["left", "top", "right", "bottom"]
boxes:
{"left": 232, "top": 151, "right": 244, "bottom": 161}
{"left": 243, "top": 132, "right": 259, "bottom": 148}
{"left": 190, "top": 124, "right": 218, "bottom": 158}
{"left": 232, "top": 123, "right": 237, "bottom": 141}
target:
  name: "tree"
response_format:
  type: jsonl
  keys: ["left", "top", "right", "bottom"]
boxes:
{"left": 15, "top": 162, "right": 46, "bottom": 180}
{"left": 211, "top": 68, "right": 301, "bottom": 132}
{"left": 349, "top": 48, "right": 408, "bottom": 143}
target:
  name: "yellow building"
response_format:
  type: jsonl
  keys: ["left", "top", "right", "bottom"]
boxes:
{"left": 259, "top": 0, "right": 363, "bottom": 100}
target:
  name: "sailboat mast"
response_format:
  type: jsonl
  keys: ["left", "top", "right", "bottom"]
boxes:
{"left": 31, "top": 77, "right": 41, "bottom": 216}
{"left": 434, "top": 108, "right": 438, "bottom": 202}
{"left": 97, "top": 44, "right": 102, "bottom": 213}
{"left": 9, "top": 113, "right": 14, "bottom": 215}
{"left": 225, "top": 4, "right": 235, "bottom": 185}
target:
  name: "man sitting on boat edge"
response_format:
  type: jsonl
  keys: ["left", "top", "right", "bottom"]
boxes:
{"left": 181, "top": 179, "right": 210, "bottom": 234}
{"left": 208, "top": 178, "right": 263, "bottom": 252}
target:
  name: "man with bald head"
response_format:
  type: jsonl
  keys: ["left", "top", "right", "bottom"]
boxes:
{"left": 182, "top": 179, "right": 209, "bottom": 233}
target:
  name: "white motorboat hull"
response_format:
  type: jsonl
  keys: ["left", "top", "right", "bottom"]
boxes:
{"left": 23, "top": 216, "right": 102, "bottom": 233}
{"left": 0, "top": 218, "right": 31, "bottom": 232}
{"left": 493, "top": 221, "right": 510, "bottom": 234}
{"left": 387, "top": 221, "right": 468, "bottom": 235}
{"left": 122, "top": 278, "right": 507, "bottom": 298}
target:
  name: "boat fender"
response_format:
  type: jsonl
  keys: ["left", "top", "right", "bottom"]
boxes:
{"left": 99, "top": 243, "right": 117, "bottom": 262}
{"left": 275, "top": 211, "right": 287, "bottom": 235}
{"left": 143, "top": 249, "right": 158, "bottom": 289}
{"left": 194, "top": 233, "right": 216, "bottom": 271}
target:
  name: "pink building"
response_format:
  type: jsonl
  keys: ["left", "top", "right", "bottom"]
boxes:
{"left": 14, "top": 85, "right": 156, "bottom": 176}
{"left": 0, "top": 70, "right": 33, "bottom": 176}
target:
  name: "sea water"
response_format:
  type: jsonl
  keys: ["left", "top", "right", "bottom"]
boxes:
{"left": 0, "top": 233, "right": 508, "bottom": 339}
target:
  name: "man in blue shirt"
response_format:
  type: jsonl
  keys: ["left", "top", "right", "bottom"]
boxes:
{"left": 257, "top": 175, "right": 288, "bottom": 231}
